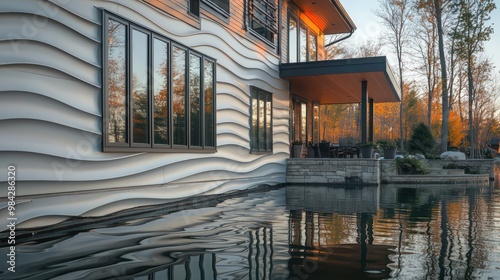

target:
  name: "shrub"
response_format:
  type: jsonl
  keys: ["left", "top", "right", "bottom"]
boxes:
{"left": 408, "top": 123, "right": 435, "bottom": 158}
{"left": 395, "top": 156, "right": 430, "bottom": 174}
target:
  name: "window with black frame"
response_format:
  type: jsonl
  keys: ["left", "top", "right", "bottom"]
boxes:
{"left": 104, "top": 12, "right": 216, "bottom": 152}
{"left": 248, "top": 0, "right": 277, "bottom": 44}
{"left": 250, "top": 87, "right": 272, "bottom": 153}
{"left": 288, "top": 14, "right": 318, "bottom": 63}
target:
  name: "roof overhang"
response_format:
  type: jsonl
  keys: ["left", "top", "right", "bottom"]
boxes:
{"left": 279, "top": 56, "right": 401, "bottom": 104}
{"left": 294, "top": 0, "right": 356, "bottom": 34}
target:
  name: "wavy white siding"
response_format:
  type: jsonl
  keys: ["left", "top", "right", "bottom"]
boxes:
{"left": 0, "top": 0, "right": 290, "bottom": 229}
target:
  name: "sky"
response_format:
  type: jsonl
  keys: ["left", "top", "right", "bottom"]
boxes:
{"left": 340, "top": 0, "right": 500, "bottom": 74}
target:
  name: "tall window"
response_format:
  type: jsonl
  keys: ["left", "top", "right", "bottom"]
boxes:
{"left": 288, "top": 15, "right": 318, "bottom": 63}
{"left": 249, "top": 0, "right": 277, "bottom": 44}
{"left": 288, "top": 17, "right": 298, "bottom": 63}
{"left": 250, "top": 87, "right": 273, "bottom": 153}
{"left": 104, "top": 13, "right": 216, "bottom": 152}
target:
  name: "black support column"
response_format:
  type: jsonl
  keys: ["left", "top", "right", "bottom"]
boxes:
{"left": 369, "top": 98, "right": 374, "bottom": 142}
{"left": 361, "top": 81, "right": 368, "bottom": 143}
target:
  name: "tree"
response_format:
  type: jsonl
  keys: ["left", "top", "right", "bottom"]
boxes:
{"left": 451, "top": 0, "right": 496, "bottom": 158}
{"left": 413, "top": 0, "right": 439, "bottom": 129}
{"left": 409, "top": 122, "right": 436, "bottom": 157}
{"left": 375, "top": 0, "right": 414, "bottom": 152}
{"left": 433, "top": 0, "right": 452, "bottom": 154}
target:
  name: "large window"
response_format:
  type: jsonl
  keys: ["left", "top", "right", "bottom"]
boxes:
{"left": 104, "top": 13, "right": 216, "bottom": 152}
{"left": 288, "top": 15, "right": 318, "bottom": 63}
{"left": 248, "top": 0, "right": 277, "bottom": 44}
{"left": 250, "top": 87, "right": 272, "bottom": 153}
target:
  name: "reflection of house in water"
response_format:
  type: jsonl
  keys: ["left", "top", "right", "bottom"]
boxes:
{"left": 134, "top": 253, "right": 217, "bottom": 280}
{"left": 286, "top": 186, "right": 393, "bottom": 279}
{"left": 133, "top": 226, "right": 277, "bottom": 280}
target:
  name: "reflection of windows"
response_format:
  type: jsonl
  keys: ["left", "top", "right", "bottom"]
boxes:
{"left": 104, "top": 13, "right": 216, "bottom": 152}
{"left": 203, "top": 0, "right": 230, "bottom": 16}
{"left": 288, "top": 15, "right": 318, "bottom": 63}
{"left": 291, "top": 98, "right": 307, "bottom": 145}
{"left": 249, "top": 0, "right": 277, "bottom": 44}
{"left": 250, "top": 87, "right": 273, "bottom": 153}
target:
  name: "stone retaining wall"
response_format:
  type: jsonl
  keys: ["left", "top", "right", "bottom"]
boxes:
{"left": 380, "top": 159, "right": 495, "bottom": 183}
{"left": 286, "top": 158, "right": 494, "bottom": 185}
{"left": 286, "top": 159, "right": 380, "bottom": 185}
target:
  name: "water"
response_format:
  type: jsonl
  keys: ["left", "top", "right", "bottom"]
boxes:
{"left": 1, "top": 182, "right": 499, "bottom": 280}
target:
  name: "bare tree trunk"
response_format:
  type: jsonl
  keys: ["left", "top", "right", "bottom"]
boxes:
{"left": 434, "top": 0, "right": 449, "bottom": 154}
{"left": 467, "top": 58, "right": 475, "bottom": 158}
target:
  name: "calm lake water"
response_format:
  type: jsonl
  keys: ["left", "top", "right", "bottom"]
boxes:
{"left": 1, "top": 181, "right": 500, "bottom": 280}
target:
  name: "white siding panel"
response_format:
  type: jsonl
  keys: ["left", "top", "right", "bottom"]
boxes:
{"left": 0, "top": 0, "right": 290, "bottom": 229}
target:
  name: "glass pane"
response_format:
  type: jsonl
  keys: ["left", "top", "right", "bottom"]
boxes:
{"left": 132, "top": 29, "right": 149, "bottom": 144}
{"left": 172, "top": 46, "right": 187, "bottom": 145}
{"left": 299, "top": 25, "right": 307, "bottom": 62}
{"left": 288, "top": 17, "right": 297, "bottom": 63}
{"left": 251, "top": 90, "right": 258, "bottom": 151}
{"left": 204, "top": 61, "right": 215, "bottom": 147}
{"left": 259, "top": 92, "right": 265, "bottom": 150}
{"left": 309, "top": 32, "right": 317, "bottom": 61}
{"left": 301, "top": 102, "right": 307, "bottom": 144}
{"left": 209, "top": 0, "right": 229, "bottom": 13}
{"left": 153, "top": 38, "right": 169, "bottom": 145}
{"left": 265, "top": 93, "right": 272, "bottom": 151}
{"left": 107, "top": 19, "right": 127, "bottom": 143}
{"left": 190, "top": 54, "right": 201, "bottom": 147}
{"left": 313, "top": 104, "right": 319, "bottom": 144}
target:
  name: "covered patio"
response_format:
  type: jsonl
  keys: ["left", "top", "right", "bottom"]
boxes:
{"left": 280, "top": 56, "right": 401, "bottom": 150}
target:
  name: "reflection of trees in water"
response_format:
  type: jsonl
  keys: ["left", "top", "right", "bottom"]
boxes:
{"left": 379, "top": 186, "right": 494, "bottom": 279}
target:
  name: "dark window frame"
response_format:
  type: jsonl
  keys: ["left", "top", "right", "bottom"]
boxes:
{"left": 287, "top": 13, "right": 318, "bottom": 63}
{"left": 189, "top": 0, "right": 201, "bottom": 17}
{"left": 247, "top": 0, "right": 277, "bottom": 45}
{"left": 250, "top": 86, "right": 273, "bottom": 154}
{"left": 103, "top": 11, "right": 217, "bottom": 153}
{"left": 202, "top": 0, "right": 230, "bottom": 17}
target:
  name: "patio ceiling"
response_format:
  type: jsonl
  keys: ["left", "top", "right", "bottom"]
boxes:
{"left": 294, "top": 0, "right": 356, "bottom": 34}
{"left": 279, "top": 56, "right": 401, "bottom": 104}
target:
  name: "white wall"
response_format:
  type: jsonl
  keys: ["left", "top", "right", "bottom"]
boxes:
{"left": 0, "top": 0, "right": 290, "bottom": 229}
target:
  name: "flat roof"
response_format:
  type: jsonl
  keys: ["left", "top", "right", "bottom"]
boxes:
{"left": 279, "top": 56, "right": 401, "bottom": 104}
{"left": 295, "top": 0, "right": 356, "bottom": 34}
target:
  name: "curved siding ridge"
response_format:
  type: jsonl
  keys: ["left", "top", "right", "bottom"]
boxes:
{"left": 199, "top": 18, "right": 280, "bottom": 67}
{"left": 0, "top": 91, "right": 99, "bottom": 132}
{"left": 209, "top": 50, "right": 280, "bottom": 82}
{"left": 0, "top": 3, "right": 100, "bottom": 43}
{"left": 217, "top": 135, "right": 250, "bottom": 150}
{"left": 217, "top": 86, "right": 251, "bottom": 107}
{"left": 163, "top": 158, "right": 286, "bottom": 184}
{"left": 217, "top": 109, "right": 252, "bottom": 129}
{"left": 0, "top": 13, "right": 100, "bottom": 66}
{"left": 49, "top": 0, "right": 102, "bottom": 26}
{"left": 217, "top": 64, "right": 284, "bottom": 92}
{"left": 0, "top": 66, "right": 100, "bottom": 116}
{"left": 0, "top": 62, "right": 100, "bottom": 89}
{"left": 1, "top": 41, "right": 100, "bottom": 87}
{"left": 217, "top": 94, "right": 251, "bottom": 117}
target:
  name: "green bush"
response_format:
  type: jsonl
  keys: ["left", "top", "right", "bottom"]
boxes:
{"left": 395, "top": 156, "right": 430, "bottom": 175}
{"left": 408, "top": 123, "right": 435, "bottom": 158}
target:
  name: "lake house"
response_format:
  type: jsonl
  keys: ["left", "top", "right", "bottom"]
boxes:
{"left": 0, "top": 0, "right": 400, "bottom": 229}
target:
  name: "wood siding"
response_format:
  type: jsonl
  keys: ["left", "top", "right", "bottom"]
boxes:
{"left": 0, "top": 0, "right": 289, "bottom": 229}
